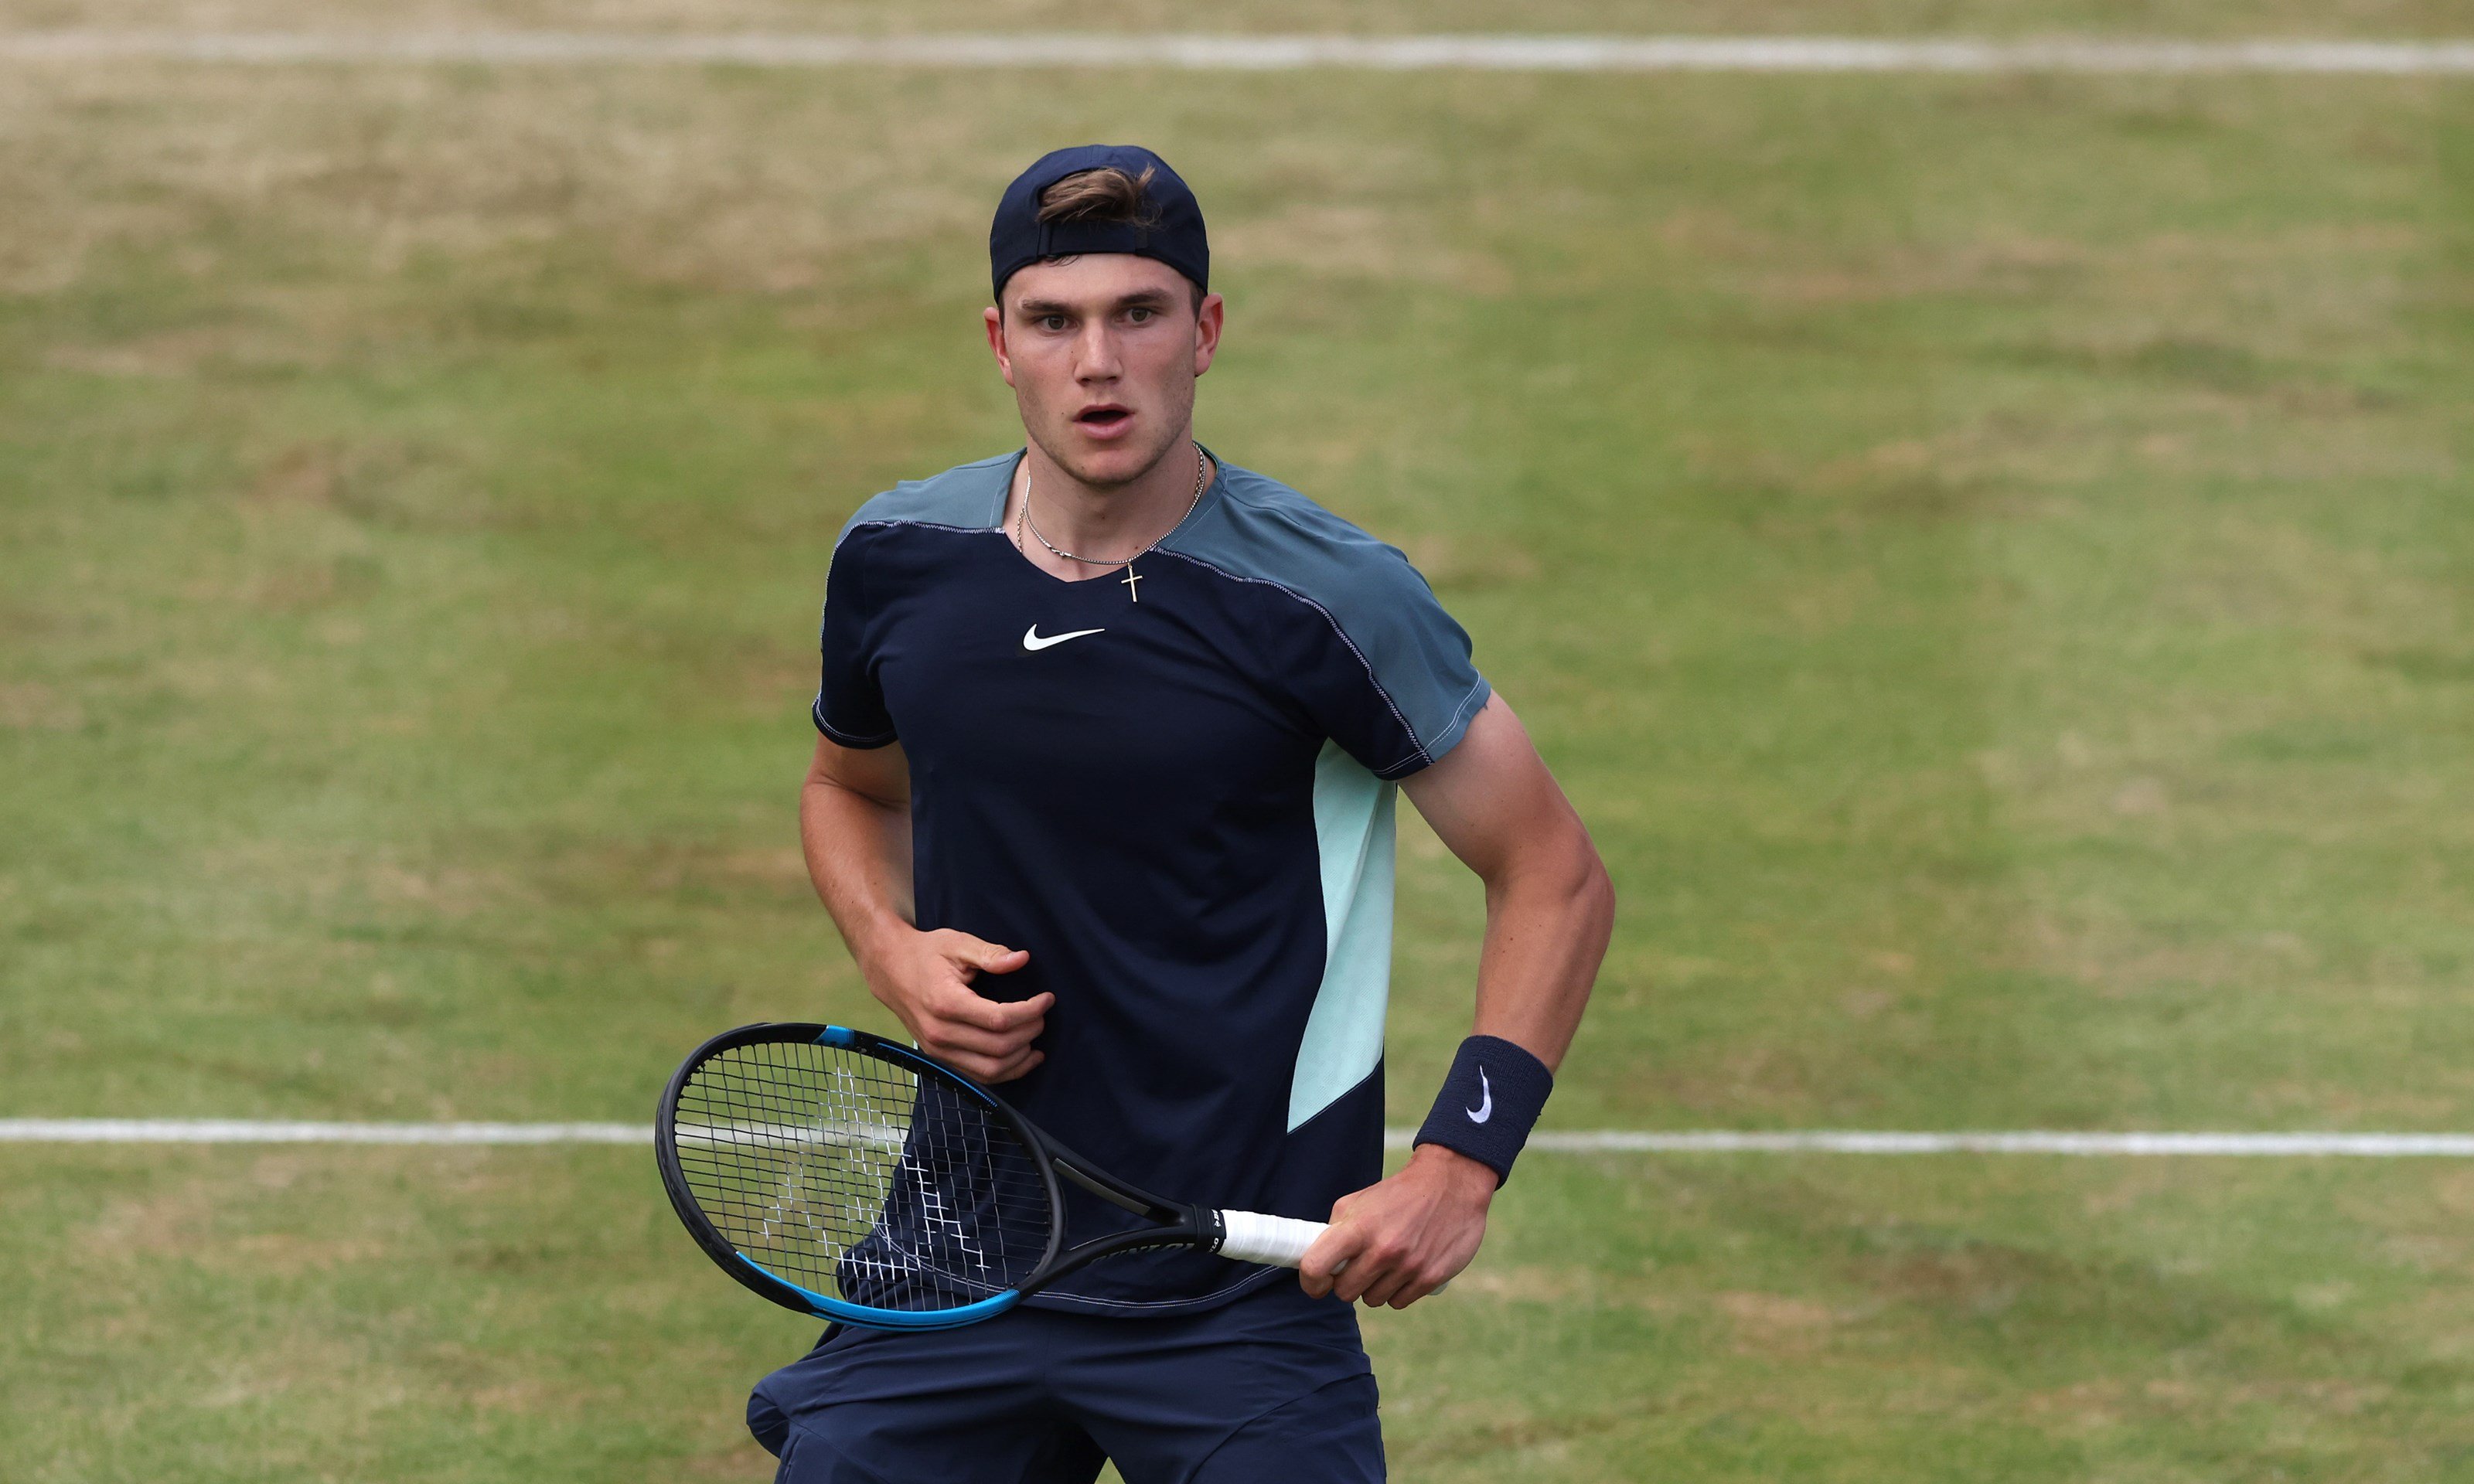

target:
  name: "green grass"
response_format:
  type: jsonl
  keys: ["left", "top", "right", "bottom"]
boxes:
{"left": 4, "top": 5, "right": 2472, "bottom": 1478}
{"left": 14, "top": 1145, "right": 2474, "bottom": 1481}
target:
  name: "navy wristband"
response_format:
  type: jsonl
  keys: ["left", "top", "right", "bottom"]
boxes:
{"left": 1412, "top": 1036, "right": 1554, "bottom": 1186}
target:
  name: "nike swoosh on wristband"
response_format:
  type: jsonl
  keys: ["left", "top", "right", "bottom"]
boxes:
{"left": 1021, "top": 625, "right": 1105, "bottom": 652}
{"left": 1467, "top": 1068, "right": 1492, "bottom": 1124}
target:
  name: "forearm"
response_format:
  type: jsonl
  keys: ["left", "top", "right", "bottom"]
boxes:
{"left": 797, "top": 737, "right": 1048, "bottom": 1080}
{"left": 1468, "top": 834, "right": 1614, "bottom": 1072}
{"left": 798, "top": 772, "right": 914, "bottom": 975}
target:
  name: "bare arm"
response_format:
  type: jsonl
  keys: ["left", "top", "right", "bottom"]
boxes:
{"left": 1299, "top": 694, "right": 1615, "bottom": 1307}
{"left": 1399, "top": 695, "right": 1612, "bottom": 1072}
{"left": 801, "top": 733, "right": 1054, "bottom": 1081}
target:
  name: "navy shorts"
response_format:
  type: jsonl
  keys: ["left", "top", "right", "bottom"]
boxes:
{"left": 746, "top": 1280, "right": 1383, "bottom": 1483}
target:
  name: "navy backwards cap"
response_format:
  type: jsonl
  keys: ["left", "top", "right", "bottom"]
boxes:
{"left": 990, "top": 144, "right": 1208, "bottom": 302}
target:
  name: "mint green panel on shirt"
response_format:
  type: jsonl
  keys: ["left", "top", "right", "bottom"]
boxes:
{"left": 1288, "top": 741, "right": 1399, "bottom": 1132}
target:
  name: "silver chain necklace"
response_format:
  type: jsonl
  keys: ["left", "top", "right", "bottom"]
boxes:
{"left": 1017, "top": 442, "right": 1208, "bottom": 604}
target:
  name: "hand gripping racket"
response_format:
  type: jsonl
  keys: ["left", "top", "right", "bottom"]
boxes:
{"left": 655, "top": 1023, "right": 1338, "bottom": 1330}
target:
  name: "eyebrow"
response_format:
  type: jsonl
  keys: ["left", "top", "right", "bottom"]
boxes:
{"left": 1014, "top": 289, "right": 1176, "bottom": 317}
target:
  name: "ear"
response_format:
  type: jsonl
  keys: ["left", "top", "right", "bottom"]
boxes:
{"left": 1191, "top": 292, "right": 1225, "bottom": 378}
{"left": 983, "top": 304, "right": 1016, "bottom": 387}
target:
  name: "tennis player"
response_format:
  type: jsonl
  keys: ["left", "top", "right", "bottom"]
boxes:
{"left": 748, "top": 144, "right": 1615, "bottom": 1482}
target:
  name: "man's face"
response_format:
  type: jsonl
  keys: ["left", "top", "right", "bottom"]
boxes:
{"left": 983, "top": 254, "right": 1223, "bottom": 490}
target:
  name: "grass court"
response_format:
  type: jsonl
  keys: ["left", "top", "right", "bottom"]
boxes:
{"left": 4, "top": 3, "right": 2472, "bottom": 1478}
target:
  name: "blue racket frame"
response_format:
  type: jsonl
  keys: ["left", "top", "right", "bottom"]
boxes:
{"left": 655, "top": 1023, "right": 1065, "bottom": 1331}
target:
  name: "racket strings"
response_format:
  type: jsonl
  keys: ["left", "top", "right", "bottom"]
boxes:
{"left": 671, "top": 1040, "right": 1053, "bottom": 1312}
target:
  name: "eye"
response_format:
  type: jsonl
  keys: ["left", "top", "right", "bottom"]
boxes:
{"left": 1038, "top": 315, "right": 1068, "bottom": 332}
{"left": 1126, "top": 307, "right": 1155, "bottom": 324}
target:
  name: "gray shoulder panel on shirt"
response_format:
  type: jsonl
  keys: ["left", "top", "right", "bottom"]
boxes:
{"left": 835, "top": 451, "right": 1017, "bottom": 548}
{"left": 1162, "top": 460, "right": 1491, "bottom": 770}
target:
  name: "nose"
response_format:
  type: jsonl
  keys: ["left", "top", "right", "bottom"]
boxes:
{"left": 1073, "top": 320, "right": 1123, "bottom": 383}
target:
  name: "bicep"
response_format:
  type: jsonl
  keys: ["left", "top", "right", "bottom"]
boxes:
{"left": 1399, "top": 696, "right": 1586, "bottom": 879}
{"left": 806, "top": 732, "right": 911, "bottom": 812}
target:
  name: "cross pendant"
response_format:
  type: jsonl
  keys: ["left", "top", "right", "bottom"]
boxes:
{"left": 1121, "top": 565, "right": 1143, "bottom": 602}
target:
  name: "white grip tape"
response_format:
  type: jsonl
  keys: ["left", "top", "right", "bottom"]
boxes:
{"left": 1215, "top": 1210, "right": 1327, "bottom": 1268}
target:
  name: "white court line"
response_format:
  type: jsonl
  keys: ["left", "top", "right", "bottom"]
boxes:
{"left": 0, "top": 1119, "right": 648, "bottom": 1144}
{"left": 1518, "top": 1130, "right": 2474, "bottom": 1156}
{"left": 0, "top": 32, "right": 2469, "bottom": 74}
{"left": 8, "top": 1118, "right": 2474, "bottom": 1156}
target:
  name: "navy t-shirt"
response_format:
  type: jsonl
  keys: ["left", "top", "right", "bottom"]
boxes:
{"left": 813, "top": 448, "right": 1489, "bottom": 1316}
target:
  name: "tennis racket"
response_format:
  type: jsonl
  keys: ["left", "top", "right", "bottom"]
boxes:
{"left": 655, "top": 1023, "right": 1340, "bottom": 1330}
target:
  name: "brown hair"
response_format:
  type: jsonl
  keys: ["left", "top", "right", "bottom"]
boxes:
{"left": 1024, "top": 165, "right": 1201, "bottom": 311}
{"left": 1036, "top": 164, "right": 1161, "bottom": 226}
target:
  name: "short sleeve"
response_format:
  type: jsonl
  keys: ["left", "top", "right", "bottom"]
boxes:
{"left": 811, "top": 530, "right": 898, "bottom": 747}
{"left": 1288, "top": 549, "right": 1491, "bottom": 781}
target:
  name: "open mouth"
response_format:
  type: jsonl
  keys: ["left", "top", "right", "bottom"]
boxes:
{"left": 1074, "top": 404, "right": 1133, "bottom": 434}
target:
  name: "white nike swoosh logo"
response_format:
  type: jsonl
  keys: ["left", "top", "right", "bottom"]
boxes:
{"left": 1467, "top": 1067, "right": 1492, "bottom": 1124}
{"left": 1021, "top": 625, "right": 1106, "bottom": 652}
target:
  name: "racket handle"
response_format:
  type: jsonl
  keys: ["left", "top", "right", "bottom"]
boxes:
{"left": 1213, "top": 1210, "right": 1455, "bottom": 1295}
{"left": 1215, "top": 1210, "right": 1326, "bottom": 1268}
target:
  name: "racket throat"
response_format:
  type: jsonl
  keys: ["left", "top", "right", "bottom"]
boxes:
{"left": 1051, "top": 1147, "right": 1184, "bottom": 1224}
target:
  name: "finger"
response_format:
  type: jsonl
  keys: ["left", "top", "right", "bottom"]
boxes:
{"left": 1363, "top": 1264, "right": 1427, "bottom": 1310}
{"left": 1332, "top": 1261, "right": 1376, "bottom": 1305}
{"left": 938, "top": 990, "right": 1054, "bottom": 1034}
{"left": 923, "top": 1031, "right": 1046, "bottom": 1078}
{"left": 1369, "top": 1245, "right": 1460, "bottom": 1309}
{"left": 929, "top": 996, "right": 1048, "bottom": 1041}
{"left": 1297, "top": 1225, "right": 1366, "bottom": 1300}
{"left": 941, "top": 1048, "right": 1040, "bottom": 1084}
{"left": 941, "top": 935, "right": 1032, "bottom": 976}
{"left": 918, "top": 1022, "right": 1031, "bottom": 1060}
{"left": 1331, "top": 1240, "right": 1403, "bottom": 1305}
{"left": 1355, "top": 1256, "right": 1407, "bottom": 1308}
{"left": 980, "top": 1048, "right": 1044, "bottom": 1084}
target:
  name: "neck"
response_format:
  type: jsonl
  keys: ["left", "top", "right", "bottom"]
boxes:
{"left": 1007, "top": 434, "right": 1211, "bottom": 573}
